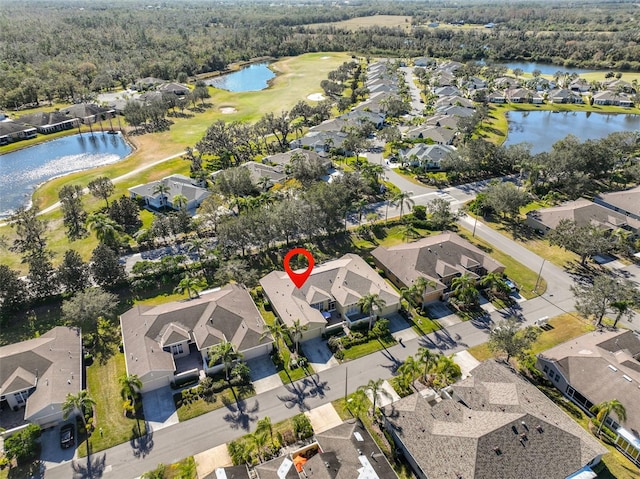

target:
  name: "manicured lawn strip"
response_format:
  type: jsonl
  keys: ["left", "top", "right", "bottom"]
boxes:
{"left": 456, "top": 226, "right": 547, "bottom": 298}
{"left": 340, "top": 336, "right": 397, "bottom": 361}
{"left": 466, "top": 313, "right": 595, "bottom": 362}
{"left": 175, "top": 386, "right": 255, "bottom": 422}
{"left": 78, "top": 353, "right": 146, "bottom": 457}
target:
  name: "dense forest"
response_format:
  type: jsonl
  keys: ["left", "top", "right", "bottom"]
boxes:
{"left": 2, "top": 0, "right": 640, "bottom": 109}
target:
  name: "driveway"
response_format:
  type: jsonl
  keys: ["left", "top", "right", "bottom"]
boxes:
{"left": 301, "top": 337, "right": 339, "bottom": 372}
{"left": 40, "top": 422, "right": 76, "bottom": 471}
{"left": 248, "top": 356, "right": 283, "bottom": 394}
{"left": 142, "top": 387, "right": 178, "bottom": 432}
{"left": 386, "top": 313, "right": 419, "bottom": 342}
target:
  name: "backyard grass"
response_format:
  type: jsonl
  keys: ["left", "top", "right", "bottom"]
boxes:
{"left": 78, "top": 353, "right": 147, "bottom": 456}
{"left": 457, "top": 226, "right": 547, "bottom": 298}
{"left": 308, "top": 15, "right": 413, "bottom": 31}
{"left": 466, "top": 313, "right": 595, "bottom": 362}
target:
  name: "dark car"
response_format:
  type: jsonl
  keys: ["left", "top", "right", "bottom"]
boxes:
{"left": 60, "top": 423, "right": 75, "bottom": 449}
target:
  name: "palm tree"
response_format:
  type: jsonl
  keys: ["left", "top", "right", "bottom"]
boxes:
{"left": 611, "top": 299, "right": 634, "bottom": 328}
{"left": 172, "top": 193, "right": 188, "bottom": 211}
{"left": 289, "top": 318, "right": 308, "bottom": 354}
{"left": 63, "top": 390, "right": 96, "bottom": 458}
{"left": 119, "top": 374, "right": 143, "bottom": 412}
{"left": 86, "top": 213, "right": 122, "bottom": 245}
{"left": 416, "top": 347, "right": 437, "bottom": 384}
{"left": 480, "top": 272, "right": 510, "bottom": 299}
{"left": 346, "top": 389, "right": 368, "bottom": 419}
{"left": 208, "top": 340, "right": 243, "bottom": 382}
{"left": 357, "top": 293, "right": 387, "bottom": 330}
{"left": 255, "top": 416, "right": 273, "bottom": 442}
{"left": 392, "top": 191, "right": 415, "bottom": 220}
{"left": 354, "top": 198, "right": 368, "bottom": 225}
{"left": 257, "top": 176, "right": 272, "bottom": 192}
{"left": 358, "top": 378, "right": 389, "bottom": 419}
{"left": 174, "top": 273, "right": 206, "bottom": 299}
{"left": 591, "top": 399, "right": 627, "bottom": 437}
{"left": 450, "top": 273, "right": 479, "bottom": 310}
{"left": 152, "top": 181, "right": 171, "bottom": 207}
{"left": 397, "top": 355, "right": 420, "bottom": 390}
{"left": 260, "top": 321, "right": 286, "bottom": 354}
{"left": 400, "top": 222, "right": 419, "bottom": 242}
{"left": 431, "top": 355, "right": 462, "bottom": 389}
{"left": 413, "top": 276, "right": 437, "bottom": 311}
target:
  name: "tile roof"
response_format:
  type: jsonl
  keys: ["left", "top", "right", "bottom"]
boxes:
{"left": 0, "top": 327, "right": 82, "bottom": 422}
{"left": 371, "top": 233, "right": 504, "bottom": 290}
{"left": 383, "top": 361, "right": 607, "bottom": 479}
{"left": 120, "top": 284, "right": 270, "bottom": 378}
{"left": 260, "top": 254, "right": 400, "bottom": 330}
{"left": 539, "top": 330, "right": 640, "bottom": 437}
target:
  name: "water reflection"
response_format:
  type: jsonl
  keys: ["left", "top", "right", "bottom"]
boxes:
{"left": 0, "top": 132, "right": 131, "bottom": 217}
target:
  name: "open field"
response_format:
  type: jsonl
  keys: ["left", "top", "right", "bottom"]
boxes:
{"left": 308, "top": 15, "right": 412, "bottom": 31}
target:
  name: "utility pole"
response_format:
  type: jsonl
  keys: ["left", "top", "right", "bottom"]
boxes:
{"left": 534, "top": 259, "right": 546, "bottom": 293}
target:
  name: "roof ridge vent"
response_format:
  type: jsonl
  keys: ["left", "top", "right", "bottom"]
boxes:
{"left": 608, "top": 364, "right": 618, "bottom": 372}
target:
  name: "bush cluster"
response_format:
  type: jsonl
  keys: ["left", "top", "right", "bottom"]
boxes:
{"left": 327, "top": 319, "right": 392, "bottom": 354}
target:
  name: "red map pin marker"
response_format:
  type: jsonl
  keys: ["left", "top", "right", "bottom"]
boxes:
{"left": 283, "top": 247, "right": 315, "bottom": 289}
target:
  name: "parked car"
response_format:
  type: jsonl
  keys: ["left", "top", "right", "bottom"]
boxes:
{"left": 60, "top": 423, "right": 75, "bottom": 449}
{"left": 504, "top": 278, "right": 518, "bottom": 292}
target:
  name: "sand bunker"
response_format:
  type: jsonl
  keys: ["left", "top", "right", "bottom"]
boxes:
{"left": 321, "top": 56, "right": 331, "bottom": 60}
{"left": 220, "top": 107, "right": 237, "bottom": 114}
{"left": 306, "top": 93, "right": 326, "bottom": 101}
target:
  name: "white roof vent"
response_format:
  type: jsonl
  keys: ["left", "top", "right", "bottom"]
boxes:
{"left": 623, "top": 375, "right": 632, "bottom": 382}
{"left": 608, "top": 365, "right": 618, "bottom": 372}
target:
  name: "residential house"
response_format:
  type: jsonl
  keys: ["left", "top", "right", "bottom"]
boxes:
{"left": 128, "top": 174, "right": 210, "bottom": 211}
{"left": 120, "top": 284, "right": 272, "bottom": 393}
{"left": 289, "top": 131, "right": 348, "bottom": 153}
{"left": 157, "top": 82, "right": 190, "bottom": 95}
{"left": 438, "top": 60, "right": 463, "bottom": 73}
{"left": 414, "top": 57, "right": 435, "bottom": 67}
{"left": 494, "top": 76, "right": 520, "bottom": 89}
{"left": 537, "top": 330, "right": 640, "bottom": 467}
{"left": 487, "top": 91, "right": 506, "bottom": 103}
{"left": 595, "top": 185, "right": 640, "bottom": 222}
{"left": 133, "top": 77, "right": 165, "bottom": 90}
{"left": 433, "top": 85, "right": 461, "bottom": 97}
{"left": 431, "top": 72, "right": 456, "bottom": 88}
{"left": 371, "top": 232, "right": 505, "bottom": 303}
{"left": 343, "top": 110, "right": 386, "bottom": 129}
{"left": 435, "top": 95, "right": 475, "bottom": 109}
{"left": 424, "top": 114, "right": 460, "bottom": 129}
{"left": 0, "top": 120, "right": 37, "bottom": 145}
{"left": 602, "top": 79, "right": 636, "bottom": 94}
{"left": 592, "top": 91, "right": 634, "bottom": 107}
{"left": 352, "top": 91, "right": 396, "bottom": 115}
{"left": 242, "top": 161, "right": 287, "bottom": 188}
{"left": 210, "top": 420, "right": 398, "bottom": 479}
{"left": 506, "top": 87, "right": 544, "bottom": 104}
{"left": 383, "top": 361, "right": 607, "bottom": 479}
{"left": 436, "top": 104, "right": 475, "bottom": 117}
{"left": 405, "top": 125, "right": 455, "bottom": 145}
{"left": 399, "top": 143, "right": 455, "bottom": 170}
{"left": 0, "top": 327, "right": 82, "bottom": 429}
{"left": 263, "top": 148, "right": 331, "bottom": 171}
{"left": 462, "top": 76, "right": 487, "bottom": 91}
{"left": 61, "top": 103, "right": 115, "bottom": 125}
{"left": 548, "top": 89, "right": 584, "bottom": 104}
{"left": 308, "top": 117, "right": 348, "bottom": 133}
{"left": 260, "top": 254, "right": 401, "bottom": 340}
{"left": 569, "top": 78, "right": 591, "bottom": 93}
{"left": 524, "top": 198, "right": 640, "bottom": 235}
{"left": 16, "top": 111, "right": 78, "bottom": 134}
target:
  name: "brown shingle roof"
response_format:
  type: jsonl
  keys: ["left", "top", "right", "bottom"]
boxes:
{"left": 383, "top": 361, "right": 606, "bottom": 479}
{"left": 526, "top": 198, "right": 640, "bottom": 231}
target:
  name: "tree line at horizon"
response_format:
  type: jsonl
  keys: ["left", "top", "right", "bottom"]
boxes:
{"left": 3, "top": 1, "right": 640, "bottom": 110}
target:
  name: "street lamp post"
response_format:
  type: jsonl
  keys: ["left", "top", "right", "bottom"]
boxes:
{"left": 472, "top": 214, "right": 479, "bottom": 237}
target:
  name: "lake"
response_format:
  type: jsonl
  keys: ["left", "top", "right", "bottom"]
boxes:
{"left": 0, "top": 132, "right": 132, "bottom": 218}
{"left": 504, "top": 111, "right": 640, "bottom": 153}
{"left": 205, "top": 63, "right": 275, "bottom": 92}
{"left": 499, "top": 61, "right": 594, "bottom": 76}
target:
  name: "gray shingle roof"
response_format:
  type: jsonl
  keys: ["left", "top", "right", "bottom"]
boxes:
{"left": 539, "top": 330, "right": 640, "bottom": 437}
{"left": 526, "top": 198, "right": 640, "bottom": 231}
{"left": 383, "top": 361, "right": 607, "bottom": 479}
{"left": 260, "top": 254, "right": 400, "bottom": 330}
{"left": 595, "top": 186, "right": 640, "bottom": 218}
{"left": 120, "top": 284, "right": 270, "bottom": 378}
{"left": 0, "top": 327, "right": 82, "bottom": 422}
{"left": 371, "top": 233, "right": 504, "bottom": 290}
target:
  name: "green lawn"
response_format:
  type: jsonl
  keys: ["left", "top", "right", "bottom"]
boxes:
{"left": 341, "top": 336, "right": 397, "bottom": 361}
{"left": 175, "top": 385, "right": 255, "bottom": 422}
{"left": 466, "top": 313, "right": 595, "bottom": 362}
{"left": 456, "top": 226, "right": 547, "bottom": 298}
{"left": 78, "top": 353, "right": 146, "bottom": 456}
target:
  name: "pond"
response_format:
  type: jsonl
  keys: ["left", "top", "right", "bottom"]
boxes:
{"left": 504, "top": 111, "right": 640, "bottom": 153}
{"left": 205, "top": 63, "right": 275, "bottom": 92}
{"left": 498, "top": 61, "right": 595, "bottom": 76}
{"left": 0, "top": 132, "right": 132, "bottom": 218}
